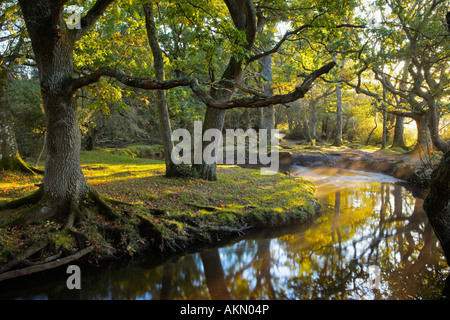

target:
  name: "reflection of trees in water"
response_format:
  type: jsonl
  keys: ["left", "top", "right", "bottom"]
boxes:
{"left": 4, "top": 184, "right": 447, "bottom": 300}
{"left": 280, "top": 183, "right": 446, "bottom": 299}
{"left": 200, "top": 249, "right": 232, "bottom": 299}
{"left": 176, "top": 183, "right": 446, "bottom": 300}
{"left": 198, "top": 183, "right": 446, "bottom": 300}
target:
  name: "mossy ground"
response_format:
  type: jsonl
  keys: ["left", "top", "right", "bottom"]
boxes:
{"left": 0, "top": 149, "right": 319, "bottom": 265}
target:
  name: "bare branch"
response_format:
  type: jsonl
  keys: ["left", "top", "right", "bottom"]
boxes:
{"left": 246, "top": 17, "right": 321, "bottom": 63}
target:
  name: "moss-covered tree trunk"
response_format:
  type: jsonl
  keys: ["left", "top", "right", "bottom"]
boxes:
{"left": 0, "top": 67, "right": 41, "bottom": 174}
{"left": 423, "top": 150, "right": 450, "bottom": 265}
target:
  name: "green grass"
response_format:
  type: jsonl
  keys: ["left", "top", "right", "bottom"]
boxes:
{"left": 97, "top": 144, "right": 165, "bottom": 159}
{"left": 0, "top": 149, "right": 320, "bottom": 261}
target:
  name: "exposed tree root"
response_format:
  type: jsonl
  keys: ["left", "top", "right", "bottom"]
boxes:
{"left": 0, "top": 240, "right": 48, "bottom": 274}
{"left": 0, "top": 245, "right": 95, "bottom": 282}
{"left": 87, "top": 188, "right": 121, "bottom": 221}
{"left": 0, "top": 186, "right": 126, "bottom": 281}
{"left": 1, "top": 186, "right": 122, "bottom": 228}
{"left": 0, "top": 185, "right": 259, "bottom": 282}
{"left": 22, "top": 251, "right": 62, "bottom": 266}
{"left": 0, "top": 156, "right": 44, "bottom": 175}
{"left": 0, "top": 187, "right": 44, "bottom": 212}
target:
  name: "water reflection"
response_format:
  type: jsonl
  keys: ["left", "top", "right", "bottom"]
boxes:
{"left": 0, "top": 167, "right": 448, "bottom": 300}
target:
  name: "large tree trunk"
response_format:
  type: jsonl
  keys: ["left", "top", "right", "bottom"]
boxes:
{"left": 143, "top": 3, "right": 179, "bottom": 177}
{"left": 414, "top": 113, "right": 432, "bottom": 154}
{"left": 428, "top": 100, "right": 450, "bottom": 153}
{"left": 391, "top": 115, "right": 407, "bottom": 149}
{"left": 196, "top": 59, "right": 238, "bottom": 180}
{"left": 423, "top": 149, "right": 450, "bottom": 265}
{"left": 196, "top": 0, "right": 256, "bottom": 181}
{"left": 18, "top": 1, "right": 89, "bottom": 223}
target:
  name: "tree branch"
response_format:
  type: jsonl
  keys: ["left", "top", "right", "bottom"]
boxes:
{"left": 72, "top": 61, "right": 336, "bottom": 110}
{"left": 71, "top": 67, "right": 194, "bottom": 91}
{"left": 73, "top": 0, "right": 115, "bottom": 41}
{"left": 191, "top": 61, "right": 336, "bottom": 109}
{"left": 246, "top": 14, "right": 324, "bottom": 63}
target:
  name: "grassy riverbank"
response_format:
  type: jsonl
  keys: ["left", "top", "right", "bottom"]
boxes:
{"left": 0, "top": 150, "right": 320, "bottom": 273}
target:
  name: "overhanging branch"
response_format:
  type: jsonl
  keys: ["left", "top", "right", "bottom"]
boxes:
{"left": 194, "top": 61, "right": 336, "bottom": 109}
{"left": 72, "top": 61, "right": 336, "bottom": 110}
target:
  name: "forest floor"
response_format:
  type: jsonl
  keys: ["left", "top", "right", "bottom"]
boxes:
{"left": 0, "top": 150, "right": 320, "bottom": 279}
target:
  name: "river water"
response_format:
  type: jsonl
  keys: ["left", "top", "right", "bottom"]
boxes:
{"left": 1, "top": 166, "right": 449, "bottom": 300}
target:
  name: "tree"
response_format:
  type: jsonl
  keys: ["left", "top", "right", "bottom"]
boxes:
{"left": 423, "top": 3, "right": 450, "bottom": 268}
{"left": 0, "top": 2, "right": 42, "bottom": 174}
{"left": 3, "top": 0, "right": 336, "bottom": 228}
{"left": 142, "top": 2, "right": 178, "bottom": 177}
{"left": 10, "top": 0, "right": 118, "bottom": 226}
{"left": 346, "top": 0, "right": 450, "bottom": 153}
{"left": 423, "top": 149, "right": 450, "bottom": 265}
{"left": 332, "top": 60, "right": 345, "bottom": 146}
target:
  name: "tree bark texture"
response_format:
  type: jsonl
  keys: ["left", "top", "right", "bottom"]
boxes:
{"left": 414, "top": 113, "right": 432, "bottom": 154}
{"left": 143, "top": 3, "right": 179, "bottom": 176}
{"left": 428, "top": 99, "right": 450, "bottom": 153}
{"left": 391, "top": 115, "right": 407, "bottom": 149}
{"left": 424, "top": 149, "right": 450, "bottom": 265}
{"left": 19, "top": 1, "right": 89, "bottom": 216}
{"left": 196, "top": 0, "right": 257, "bottom": 180}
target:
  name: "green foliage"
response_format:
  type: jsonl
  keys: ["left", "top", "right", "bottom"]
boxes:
{"left": 8, "top": 77, "right": 45, "bottom": 159}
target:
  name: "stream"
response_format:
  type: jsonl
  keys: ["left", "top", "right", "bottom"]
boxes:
{"left": 1, "top": 166, "right": 449, "bottom": 300}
